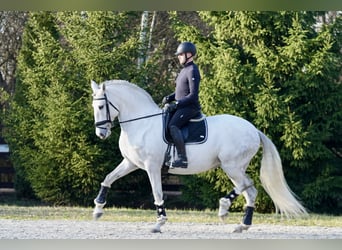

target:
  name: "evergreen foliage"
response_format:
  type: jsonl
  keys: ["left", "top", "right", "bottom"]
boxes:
{"left": 3, "top": 11, "right": 341, "bottom": 214}
{"left": 4, "top": 11, "right": 163, "bottom": 205}
{"left": 171, "top": 11, "right": 341, "bottom": 213}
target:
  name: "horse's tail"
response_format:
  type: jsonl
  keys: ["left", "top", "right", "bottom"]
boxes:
{"left": 258, "top": 130, "right": 308, "bottom": 217}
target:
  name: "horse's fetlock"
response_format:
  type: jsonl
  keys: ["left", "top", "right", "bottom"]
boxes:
{"left": 157, "top": 215, "right": 168, "bottom": 224}
{"left": 94, "top": 199, "right": 106, "bottom": 208}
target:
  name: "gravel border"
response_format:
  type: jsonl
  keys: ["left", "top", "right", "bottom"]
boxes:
{"left": 0, "top": 219, "right": 341, "bottom": 239}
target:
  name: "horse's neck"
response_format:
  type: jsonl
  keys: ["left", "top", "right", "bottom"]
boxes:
{"left": 107, "top": 84, "right": 161, "bottom": 122}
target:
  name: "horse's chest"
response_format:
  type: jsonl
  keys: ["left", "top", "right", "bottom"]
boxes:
{"left": 119, "top": 135, "right": 148, "bottom": 164}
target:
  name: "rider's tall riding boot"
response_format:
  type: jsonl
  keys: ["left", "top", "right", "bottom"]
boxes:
{"left": 169, "top": 125, "right": 188, "bottom": 168}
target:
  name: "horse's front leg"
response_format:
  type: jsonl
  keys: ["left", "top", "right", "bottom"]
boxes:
{"left": 145, "top": 163, "right": 167, "bottom": 233}
{"left": 93, "top": 158, "right": 138, "bottom": 220}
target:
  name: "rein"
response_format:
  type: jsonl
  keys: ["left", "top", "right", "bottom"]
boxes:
{"left": 93, "top": 93, "right": 163, "bottom": 128}
{"left": 118, "top": 112, "right": 163, "bottom": 124}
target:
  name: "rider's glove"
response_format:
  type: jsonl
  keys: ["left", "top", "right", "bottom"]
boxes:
{"left": 162, "top": 96, "right": 170, "bottom": 106}
{"left": 166, "top": 102, "right": 177, "bottom": 113}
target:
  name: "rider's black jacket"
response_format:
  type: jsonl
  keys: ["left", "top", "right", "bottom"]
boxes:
{"left": 167, "top": 61, "right": 201, "bottom": 111}
{"left": 166, "top": 61, "right": 201, "bottom": 129}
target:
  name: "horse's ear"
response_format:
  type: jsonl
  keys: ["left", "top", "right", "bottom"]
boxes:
{"left": 91, "top": 80, "right": 98, "bottom": 93}
{"left": 101, "top": 83, "right": 106, "bottom": 92}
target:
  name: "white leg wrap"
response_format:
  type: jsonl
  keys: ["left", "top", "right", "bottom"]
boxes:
{"left": 218, "top": 197, "right": 231, "bottom": 219}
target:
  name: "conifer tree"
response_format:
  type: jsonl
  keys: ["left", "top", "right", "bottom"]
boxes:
{"left": 5, "top": 11, "right": 159, "bottom": 205}
{"left": 171, "top": 11, "right": 341, "bottom": 213}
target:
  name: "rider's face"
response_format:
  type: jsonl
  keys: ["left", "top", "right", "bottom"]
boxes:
{"left": 177, "top": 53, "right": 186, "bottom": 64}
{"left": 177, "top": 52, "right": 193, "bottom": 65}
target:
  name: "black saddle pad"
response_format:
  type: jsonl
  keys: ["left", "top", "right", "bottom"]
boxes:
{"left": 162, "top": 112, "right": 208, "bottom": 145}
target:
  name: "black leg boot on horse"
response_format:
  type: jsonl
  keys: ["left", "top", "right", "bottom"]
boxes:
{"left": 169, "top": 125, "right": 188, "bottom": 168}
{"left": 95, "top": 185, "right": 109, "bottom": 205}
{"left": 93, "top": 184, "right": 109, "bottom": 220}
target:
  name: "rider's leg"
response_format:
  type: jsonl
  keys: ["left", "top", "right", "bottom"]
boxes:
{"left": 169, "top": 125, "right": 188, "bottom": 168}
{"left": 167, "top": 108, "right": 199, "bottom": 168}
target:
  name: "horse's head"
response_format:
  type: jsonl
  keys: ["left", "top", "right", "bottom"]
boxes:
{"left": 91, "top": 80, "right": 119, "bottom": 139}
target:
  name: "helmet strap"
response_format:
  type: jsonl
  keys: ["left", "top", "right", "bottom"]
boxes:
{"left": 182, "top": 53, "right": 193, "bottom": 65}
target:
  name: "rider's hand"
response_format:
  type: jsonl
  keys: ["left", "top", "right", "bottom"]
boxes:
{"left": 162, "top": 96, "right": 169, "bottom": 106}
{"left": 166, "top": 102, "right": 177, "bottom": 113}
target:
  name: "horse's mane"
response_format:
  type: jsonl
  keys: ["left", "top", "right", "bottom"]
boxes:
{"left": 103, "top": 79, "right": 157, "bottom": 105}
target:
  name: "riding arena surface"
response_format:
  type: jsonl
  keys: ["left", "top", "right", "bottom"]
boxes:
{"left": 0, "top": 219, "right": 341, "bottom": 239}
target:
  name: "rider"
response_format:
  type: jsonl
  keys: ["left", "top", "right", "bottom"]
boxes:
{"left": 162, "top": 42, "right": 202, "bottom": 168}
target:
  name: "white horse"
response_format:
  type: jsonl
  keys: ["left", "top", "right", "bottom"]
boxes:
{"left": 91, "top": 79, "right": 307, "bottom": 233}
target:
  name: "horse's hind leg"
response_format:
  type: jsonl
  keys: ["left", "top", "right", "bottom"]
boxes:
{"left": 93, "top": 158, "right": 138, "bottom": 220}
{"left": 232, "top": 186, "right": 257, "bottom": 233}
{"left": 219, "top": 162, "right": 257, "bottom": 233}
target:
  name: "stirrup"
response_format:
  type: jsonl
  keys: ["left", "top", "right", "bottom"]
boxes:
{"left": 170, "top": 158, "right": 188, "bottom": 169}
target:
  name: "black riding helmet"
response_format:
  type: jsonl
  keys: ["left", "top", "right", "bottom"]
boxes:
{"left": 175, "top": 42, "right": 197, "bottom": 65}
{"left": 175, "top": 42, "right": 197, "bottom": 56}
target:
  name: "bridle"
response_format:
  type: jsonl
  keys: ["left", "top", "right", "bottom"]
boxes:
{"left": 93, "top": 93, "right": 119, "bottom": 130}
{"left": 93, "top": 93, "right": 163, "bottom": 129}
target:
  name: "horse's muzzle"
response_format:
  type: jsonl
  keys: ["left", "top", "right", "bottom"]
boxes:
{"left": 96, "top": 127, "right": 111, "bottom": 140}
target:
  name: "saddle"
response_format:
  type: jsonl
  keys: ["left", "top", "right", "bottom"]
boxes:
{"left": 162, "top": 111, "right": 208, "bottom": 174}
{"left": 162, "top": 112, "right": 208, "bottom": 145}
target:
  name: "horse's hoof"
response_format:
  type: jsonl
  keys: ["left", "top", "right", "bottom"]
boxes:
{"left": 93, "top": 212, "right": 103, "bottom": 220}
{"left": 93, "top": 203, "right": 105, "bottom": 220}
{"left": 232, "top": 224, "right": 250, "bottom": 233}
{"left": 219, "top": 215, "right": 227, "bottom": 222}
{"left": 151, "top": 224, "right": 162, "bottom": 233}
{"left": 151, "top": 215, "right": 167, "bottom": 233}
{"left": 151, "top": 227, "right": 162, "bottom": 233}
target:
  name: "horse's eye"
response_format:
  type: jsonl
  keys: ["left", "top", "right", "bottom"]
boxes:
{"left": 99, "top": 105, "right": 104, "bottom": 110}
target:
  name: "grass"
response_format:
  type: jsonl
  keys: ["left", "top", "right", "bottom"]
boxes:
{"left": 0, "top": 204, "right": 341, "bottom": 227}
